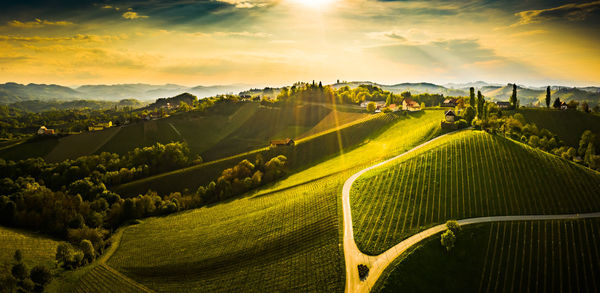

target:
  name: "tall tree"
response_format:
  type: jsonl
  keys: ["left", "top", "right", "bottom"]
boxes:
{"left": 545, "top": 86, "right": 551, "bottom": 108}
{"left": 509, "top": 83, "right": 518, "bottom": 109}
{"left": 477, "top": 90, "right": 484, "bottom": 118}
{"left": 469, "top": 87, "right": 475, "bottom": 107}
{"left": 553, "top": 97, "right": 561, "bottom": 108}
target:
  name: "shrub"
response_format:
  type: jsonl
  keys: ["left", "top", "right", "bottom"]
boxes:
{"left": 357, "top": 264, "right": 369, "bottom": 280}
{"left": 11, "top": 263, "right": 27, "bottom": 280}
{"left": 30, "top": 265, "right": 52, "bottom": 288}
{"left": 456, "top": 119, "right": 468, "bottom": 129}
{"left": 440, "top": 229, "right": 456, "bottom": 251}
{"left": 445, "top": 220, "right": 461, "bottom": 233}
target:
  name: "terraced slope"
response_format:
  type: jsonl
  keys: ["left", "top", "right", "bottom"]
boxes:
{"left": 0, "top": 226, "right": 64, "bottom": 268}
{"left": 351, "top": 130, "right": 600, "bottom": 254}
{"left": 74, "top": 264, "right": 152, "bottom": 293}
{"left": 378, "top": 219, "right": 600, "bottom": 293}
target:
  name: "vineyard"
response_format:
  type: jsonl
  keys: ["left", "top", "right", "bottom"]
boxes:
{"left": 94, "top": 110, "right": 445, "bottom": 292}
{"left": 106, "top": 173, "right": 347, "bottom": 292}
{"left": 0, "top": 226, "right": 64, "bottom": 268}
{"left": 73, "top": 264, "right": 152, "bottom": 293}
{"left": 350, "top": 130, "right": 600, "bottom": 254}
{"left": 378, "top": 219, "right": 600, "bottom": 293}
{"left": 518, "top": 108, "right": 600, "bottom": 147}
{"left": 113, "top": 111, "right": 403, "bottom": 196}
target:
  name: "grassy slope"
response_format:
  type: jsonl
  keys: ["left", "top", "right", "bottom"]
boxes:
{"left": 0, "top": 226, "right": 64, "bottom": 268}
{"left": 45, "top": 126, "right": 122, "bottom": 162}
{"left": 350, "top": 130, "right": 600, "bottom": 254}
{"left": 518, "top": 108, "right": 600, "bottom": 147}
{"left": 297, "top": 111, "right": 369, "bottom": 139}
{"left": 111, "top": 111, "right": 405, "bottom": 196}
{"left": 100, "top": 110, "right": 444, "bottom": 292}
{"left": 377, "top": 219, "right": 600, "bottom": 293}
{"left": 0, "top": 137, "right": 59, "bottom": 161}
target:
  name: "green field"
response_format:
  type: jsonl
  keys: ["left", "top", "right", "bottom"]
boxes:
{"left": 350, "top": 130, "right": 600, "bottom": 254}
{"left": 107, "top": 174, "right": 346, "bottom": 292}
{"left": 90, "top": 110, "right": 445, "bottom": 292}
{"left": 518, "top": 108, "right": 600, "bottom": 146}
{"left": 0, "top": 226, "right": 64, "bottom": 268}
{"left": 0, "top": 137, "right": 59, "bottom": 161}
{"left": 378, "top": 219, "right": 600, "bottom": 293}
{"left": 73, "top": 264, "right": 152, "bottom": 293}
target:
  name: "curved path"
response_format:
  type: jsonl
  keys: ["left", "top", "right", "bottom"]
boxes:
{"left": 342, "top": 130, "right": 600, "bottom": 293}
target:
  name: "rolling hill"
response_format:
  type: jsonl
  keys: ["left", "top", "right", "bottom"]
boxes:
{"left": 350, "top": 130, "right": 600, "bottom": 254}
{"left": 517, "top": 108, "right": 600, "bottom": 147}
{"left": 377, "top": 219, "right": 600, "bottom": 293}
{"left": 84, "top": 109, "right": 445, "bottom": 292}
{"left": 0, "top": 226, "right": 65, "bottom": 268}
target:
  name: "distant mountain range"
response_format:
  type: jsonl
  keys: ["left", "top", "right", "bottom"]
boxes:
{"left": 1, "top": 81, "right": 598, "bottom": 107}
{"left": 0, "top": 82, "right": 251, "bottom": 104}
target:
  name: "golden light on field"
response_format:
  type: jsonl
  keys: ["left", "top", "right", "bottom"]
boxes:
{"left": 287, "top": 0, "right": 338, "bottom": 9}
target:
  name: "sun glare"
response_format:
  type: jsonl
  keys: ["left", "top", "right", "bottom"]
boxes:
{"left": 288, "top": 0, "right": 337, "bottom": 9}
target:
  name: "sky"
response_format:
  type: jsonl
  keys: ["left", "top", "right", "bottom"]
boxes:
{"left": 0, "top": 0, "right": 599, "bottom": 87}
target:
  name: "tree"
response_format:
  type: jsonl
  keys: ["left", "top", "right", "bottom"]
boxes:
{"left": 446, "top": 220, "right": 461, "bottom": 233}
{"left": 11, "top": 263, "right": 27, "bottom": 280}
{"left": 546, "top": 86, "right": 551, "bottom": 108}
{"left": 80, "top": 239, "right": 95, "bottom": 263}
{"left": 30, "top": 265, "right": 52, "bottom": 288}
{"left": 509, "top": 83, "right": 518, "bottom": 109}
{"left": 14, "top": 250, "right": 22, "bottom": 263}
{"left": 469, "top": 87, "right": 475, "bottom": 107}
{"left": 440, "top": 229, "right": 456, "bottom": 251}
{"left": 55, "top": 243, "right": 72, "bottom": 266}
{"left": 366, "top": 102, "right": 376, "bottom": 113}
{"left": 476, "top": 91, "right": 484, "bottom": 119}
{"left": 553, "top": 97, "right": 562, "bottom": 108}
{"left": 581, "top": 102, "right": 590, "bottom": 113}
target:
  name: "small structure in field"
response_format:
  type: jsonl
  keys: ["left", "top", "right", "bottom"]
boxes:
{"left": 495, "top": 101, "right": 511, "bottom": 109}
{"left": 88, "top": 121, "right": 113, "bottom": 131}
{"left": 270, "top": 138, "right": 295, "bottom": 147}
{"left": 444, "top": 110, "right": 458, "bottom": 122}
{"left": 37, "top": 126, "right": 55, "bottom": 135}
{"left": 402, "top": 98, "right": 421, "bottom": 111}
{"left": 442, "top": 98, "right": 458, "bottom": 107}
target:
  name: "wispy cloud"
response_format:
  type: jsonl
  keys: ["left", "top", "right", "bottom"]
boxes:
{"left": 217, "top": 0, "right": 269, "bottom": 9}
{"left": 509, "top": 30, "right": 548, "bottom": 37}
{"left": 122, "top": 11, "right": 148, "bottom": 20}
{"left": 512, "top": 1, "right": 600, "bottom": 27}
{"left": 0, "top": 34, "right": 127, "bottom": 43}
{"left": 8, "top": 18, "right": 73, "bottom": 28}
{"left": 187, "top": 31, "right": 271, "bottom": 38}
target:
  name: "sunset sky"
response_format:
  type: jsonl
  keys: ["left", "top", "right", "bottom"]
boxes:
{"left": 1, "top": 0, "right": 599, "bottom": 87}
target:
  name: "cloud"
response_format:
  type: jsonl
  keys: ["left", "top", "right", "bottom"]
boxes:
{"left": 187, "top": 31, "right": 271, "bottom": 38}
{"left": 0, "top": 34, "right": 127, "bottom": 43}
{"left": 122, "top": 11, "right": 148, "bottom": 20}
{"left": 512, "top": 1, "right": 600, "bottom": 27}
{"left": 8, "top": 18, "right": 73, "bottom": 28}
{"left": 216, "top": 0, "right": 268, "bottom": 9}
{"left": 509, "top": 30, "right": 548, "bottom": 37}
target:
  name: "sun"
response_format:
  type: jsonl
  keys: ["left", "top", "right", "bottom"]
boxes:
{"left": 287, "top": 0, "right": 338, "bottom": 9}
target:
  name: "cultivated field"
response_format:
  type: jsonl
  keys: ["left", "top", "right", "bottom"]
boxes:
{"left": 518, "top": 108, "right": 600, "bottom": 146}
{"left": 351, "top": 130, "right": 600, "bottom": 254}
{"left": 73, "top": 264, "right": 152, "bottom": 293}
{"left": 97, "top": 110, "right": 445, "bottom": 292}
{"left": 0, "top": 226, "right": 64, "bottom": 268}
{"left": 107, "top": 174, "right": 346, "bottom": 292}
{"left": 378, "top": 219, "right": 600, "bottom": 293}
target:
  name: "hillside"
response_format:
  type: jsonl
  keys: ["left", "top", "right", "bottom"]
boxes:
{"left": 0, "top": 226, "right": 64, "bottom": 268}
{"left": 0, "top": 83, "right": 80, "bottom": 104}
{"left": 91, "top": 109, "right": 445, "bottom": 292}
{"left": 518, "top": 108, "right": 600, "bottom": 147}
{"left": 378, "top": 219, "right": 600, "bottom": 292}
{"left": 350, "top": 130, "right": 600, "bottom": 254}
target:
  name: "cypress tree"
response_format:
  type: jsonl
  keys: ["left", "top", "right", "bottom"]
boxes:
{"left": 510, "top": 83, "right": 518, "bottom": 109}
{"left": 469, "top": 87, "right": 475, "bottom": 107}
{"left": 546, "top": 86, "right": 551, "bottom": 108}
{"left": 477, "top": 90, "right": 484, "bottom": 118}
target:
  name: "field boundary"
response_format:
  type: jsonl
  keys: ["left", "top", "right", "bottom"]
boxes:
{"left": 341, "top": 129, "right": 600, "bottom": 293}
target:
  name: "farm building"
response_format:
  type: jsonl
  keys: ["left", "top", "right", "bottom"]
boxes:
{"left": 37, "top": 126, "right": 55, "bottom": 135}
{"left": 88, "top": 121, "right": 113, "bottom": 131}
{"left": 270, "top": 138, "right": 295, "bottom": 147}
{"left": 442, "top": 98, "right": 458, "bottom": 107}
{"left": 360, "top": 101, "right": 386, "bottom": 109}
{"left": 388, "top": 104, "right": 398, "bottom": 111}
{"left": 402, "top": 98, "right": 421, "bottom": 111}
{"left": 496, "top": 101, "right": 511, "bottom": 109}
{"left": 444, "top": 110, "right": 458, "bottom": 122}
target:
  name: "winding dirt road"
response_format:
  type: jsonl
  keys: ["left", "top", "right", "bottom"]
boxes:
{"left": 342, "top": 130, "right": 600, "bottom": 293}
